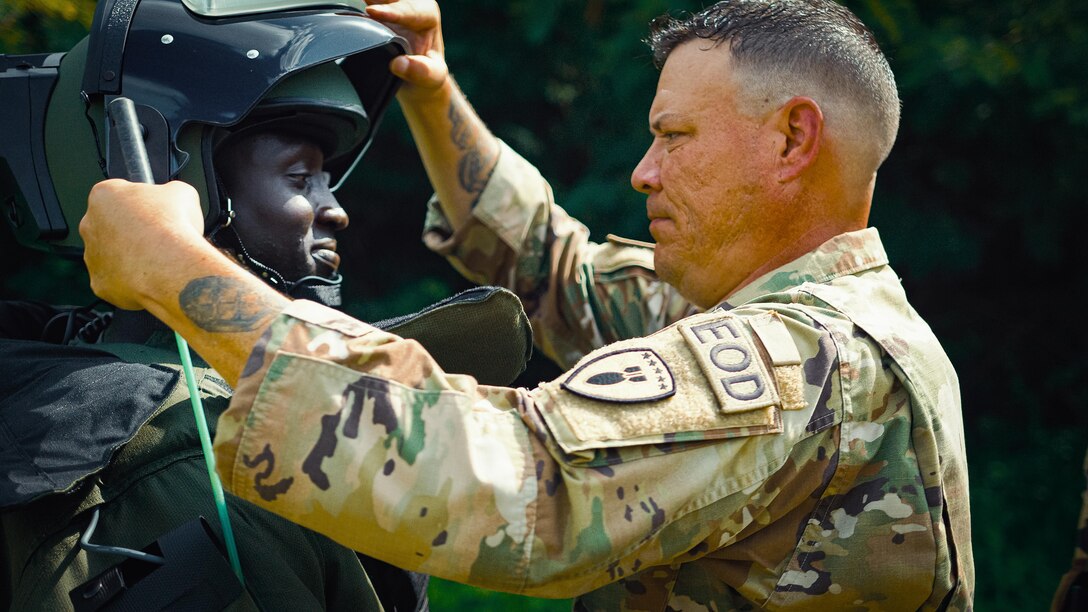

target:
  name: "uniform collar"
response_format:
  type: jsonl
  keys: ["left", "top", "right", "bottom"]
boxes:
{"left": 718, "top": 227, "right": 889, "bottom": 309}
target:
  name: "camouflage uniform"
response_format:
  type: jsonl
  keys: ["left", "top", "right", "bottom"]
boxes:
{"left": 214, "top": 143, "right": 974, "bottom": 610}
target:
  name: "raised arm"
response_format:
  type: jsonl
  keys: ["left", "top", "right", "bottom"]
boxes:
{"left": 79, "top": 174, "right": 835, "bottom": 603}
{"left": 367, "top": 0, "right": 694, "bottom": 368}
{"left": 365, "top": 0, "right": 500, "bottom": 229}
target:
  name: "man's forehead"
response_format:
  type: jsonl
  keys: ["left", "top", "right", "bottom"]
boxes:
{"left": 648, "top": 110, "right": 688, "bottom": 131}
{"left": 649, "top": 43, "right": 740, "bottom": 125}
{"left": 237, "top": 125, "right": 323, "bottom": 147}
{"left": 220, "top": 125, "right": 327, "bottom": 160}
{"left": 659, "top": 39, "right": 736, "bottom": 81}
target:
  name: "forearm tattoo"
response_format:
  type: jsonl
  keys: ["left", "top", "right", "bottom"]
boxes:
{"left": 448, "top": 97, "right": 496, "bottom": 203}
{"left": 179, "top": 276, "right": 278, "bottom": 332}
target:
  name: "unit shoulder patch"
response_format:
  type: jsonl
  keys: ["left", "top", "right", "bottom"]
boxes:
{"left": 538, "top": 327, "right": 783, "bottom": 454}
{"left": 679, "top": 312, "right": 780, "bottom": 413}
{"left": 561, "top": 348, "right": 675, "bottom": 403}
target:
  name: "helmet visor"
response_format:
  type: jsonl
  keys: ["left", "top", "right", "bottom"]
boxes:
{"left": 183, "top": 0, "right": 365, "bottom": 18}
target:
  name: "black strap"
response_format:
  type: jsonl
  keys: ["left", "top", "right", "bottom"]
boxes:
{"left": 71, "top": 517, "right": 252, "bottom": 611}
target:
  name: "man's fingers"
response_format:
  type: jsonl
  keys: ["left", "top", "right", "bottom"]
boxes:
{"left": 390, "top": 52, "right": 448, "bottom": 89}
{"left": 86, "top": 180, "right": 202, "bottom": 233}
{"left": 82, "top": 180, "right": 203, "bottom": 252}
{"left": 162, "top": 181, "right": 204, "bottom": 234}
{"left": 364, "top": 0, "right": 439, "bottom": 30}
{"left": 81, "top": 180, "right": 207, "bottom": 310}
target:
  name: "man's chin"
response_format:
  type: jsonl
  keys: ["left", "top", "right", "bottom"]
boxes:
{"left": 652, "top": 249, "right": 676, "bottom": 281}
{"left": 280, "top": 264, "right": 333, "bottom": 284}
{"left": 310, "top": 266, "right": 338, "bottom": 280}
{"left": 655, "top": 259, "right": 720, "bottom": 310}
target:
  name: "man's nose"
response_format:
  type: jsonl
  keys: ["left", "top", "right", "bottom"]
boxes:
{"left": 313, "top": 172, "right": 349, "bottom": 231}
{"left": 316, "top": 197, "right": 349, "bottom": 231}
{"left": 631, "top": 145, "right": 662, "bottom": 195}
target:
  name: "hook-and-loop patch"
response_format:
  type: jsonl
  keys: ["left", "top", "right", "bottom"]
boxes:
{"left": 679, "top": 313, "right": 780, "bottom": 414}
{"left": 747, "top": 311, "right": 807, "bottom": 411}
{"left": 561, "top": 348, "right": 676, "bottom": 403}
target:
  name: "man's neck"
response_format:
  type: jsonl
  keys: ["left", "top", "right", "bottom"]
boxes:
{"left": 726, "top": 222, "right": 863, "bottom": 301}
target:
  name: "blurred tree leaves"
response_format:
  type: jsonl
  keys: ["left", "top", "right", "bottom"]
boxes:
{"left": 0, "top": 0, "right": 96, "bottom": 53}
{"left": 849, "top": 0, "right": 1088, "bottom": 432}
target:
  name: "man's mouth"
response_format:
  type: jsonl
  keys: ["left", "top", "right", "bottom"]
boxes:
{"left": 647, "top": 204, "right": 671, "bottom": 239}
{"left": 311, "top": 242, "right": 340, "bottom": 275}
{"left": 646, "top": 197, "right": 667, "bottom": 221}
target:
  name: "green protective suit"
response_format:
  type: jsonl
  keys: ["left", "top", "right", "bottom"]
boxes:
{"left": 0, "top": 287, "right": 530, "bottom": 610}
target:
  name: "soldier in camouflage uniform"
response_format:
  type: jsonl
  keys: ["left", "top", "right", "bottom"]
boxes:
{"left": 78, "top": 0, "right": 974, "bottom": 609}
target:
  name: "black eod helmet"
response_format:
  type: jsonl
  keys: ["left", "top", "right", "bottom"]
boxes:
{"left": 0, "top": 0, "right": 407, "bottom": 256}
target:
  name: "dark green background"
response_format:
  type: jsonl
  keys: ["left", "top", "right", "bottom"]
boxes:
{"left": 3, "top": 1, "right": 1086, "bottom": 609}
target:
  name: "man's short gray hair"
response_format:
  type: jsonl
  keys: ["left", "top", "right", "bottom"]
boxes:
{"left": 647, "top": 0, "right": 901, "bottom": 176}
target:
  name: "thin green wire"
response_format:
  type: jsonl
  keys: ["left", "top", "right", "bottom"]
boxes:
{"left": 175, "top": 332, "right": 245, "bottom": 585}
{"left": 108, "top": 94, "right": 243, "bottom": 584}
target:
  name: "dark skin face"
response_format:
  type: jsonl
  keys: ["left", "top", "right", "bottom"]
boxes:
{"left": 214, "top": 129, "right": 349, "bottom": 282}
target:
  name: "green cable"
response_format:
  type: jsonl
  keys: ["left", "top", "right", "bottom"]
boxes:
{"left": 175, "top": 332, "right": 245, "bottom": 585}
{"left": 108, "top": 96, "right": 245, "bottom": 584}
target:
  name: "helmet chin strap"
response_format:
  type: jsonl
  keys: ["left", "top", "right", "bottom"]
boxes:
{"left": 208, "top": 197, "right": 343, "bottom": 308}
{"left": 285, "top": 273, "right": 343, "bottom": 306}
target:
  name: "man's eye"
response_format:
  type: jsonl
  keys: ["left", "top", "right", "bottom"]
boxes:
{"left": 661, "top": 132, "right": 685, "bottom": 147}
{"left": 288, "top": 173, "right": 312, "bottom": 188}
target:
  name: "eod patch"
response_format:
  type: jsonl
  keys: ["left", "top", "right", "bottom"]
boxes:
{"left": 561, "top": 348, "right": 676, "bottom": 403}
{"left": 679, "top": 313, "right": 780, "bottom": 413}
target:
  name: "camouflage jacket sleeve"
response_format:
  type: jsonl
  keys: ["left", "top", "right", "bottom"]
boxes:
{"left": 422, "top": 141, "right": 696, "bottom": 369}
{"left": 214, "top": 299, "right": 843, "bottom": 601}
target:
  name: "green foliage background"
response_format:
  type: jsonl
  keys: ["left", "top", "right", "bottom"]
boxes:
{"left": 3, "top": 1, "right": 1087, "bottom": 609}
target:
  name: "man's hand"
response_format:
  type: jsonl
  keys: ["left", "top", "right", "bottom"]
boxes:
{"left": 81, "top": 179, "right": 286, "bottom": 385}
{"left": 365, "top": 0, "right": 449, "bottom": 100}
{"left": 365, "top": 0, "right": 498, "bottom": 230}
{"left": 80, "top": 180, "right": 206, "bottom": 310}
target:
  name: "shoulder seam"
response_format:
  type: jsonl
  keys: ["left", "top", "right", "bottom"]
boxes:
{"left": 605, "top": 233, "right": 655, "bottom": 249}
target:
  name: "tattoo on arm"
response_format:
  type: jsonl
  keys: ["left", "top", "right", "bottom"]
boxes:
{"left": 180, "top": 276, "right": 278, "bottom": 332}
{"left": 447, "top": 97, "right": 497, "bottom": 203}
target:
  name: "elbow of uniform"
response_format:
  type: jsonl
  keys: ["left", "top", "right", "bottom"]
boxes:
{"left": 515, "top": 562, "right": 605, "bottom": 599}
{"left": 517, "top": 577, "right": 595, "bottom": 600}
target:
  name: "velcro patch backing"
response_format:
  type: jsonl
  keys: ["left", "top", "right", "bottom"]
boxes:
{"left": 538, "top": 326, "right": 783, "bottom": 454}
{"left": 749, "top": 312, "right": 801, "bottom": 365}
{"left": 679, "top": 313, "right": 780, "bottom": 414}
{"left": 749, "top": 312, "right": 808, "bottom": 411}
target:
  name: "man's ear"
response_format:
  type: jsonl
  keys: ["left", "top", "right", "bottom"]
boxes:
{"left": 772, "top": 96, "right": 823, "bottom": 182}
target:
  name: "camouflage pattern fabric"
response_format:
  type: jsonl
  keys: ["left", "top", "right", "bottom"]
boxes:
{"left": 1053, "top": 447, "right": 1088, "bottom": 611}
{"left": 422, "top": 142, "right": 698, "bottom": 371}
{"left": 214, "top": 143, "right": 973, "bottom": 610}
